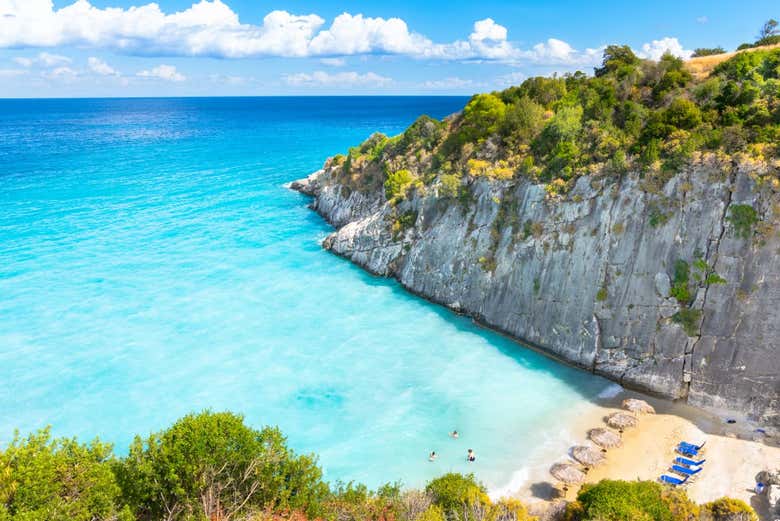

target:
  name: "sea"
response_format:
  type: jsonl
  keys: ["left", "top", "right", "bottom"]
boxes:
{"left": 0, "top": 97, "right": 616, "bottom": 493}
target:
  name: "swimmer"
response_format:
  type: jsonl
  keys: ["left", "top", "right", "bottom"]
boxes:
{"left": 450, "top": 430, "right": 459, "bottom": 439}
{"left": 467, "top": 449, "right": 476, "bottom": 462}
{"left": 429, "top": 451, "right": 437, "bottom": 462}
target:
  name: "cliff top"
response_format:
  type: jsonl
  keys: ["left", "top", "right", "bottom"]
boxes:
{"left": 328, "top": 45, "right": 779, "bottom": 203}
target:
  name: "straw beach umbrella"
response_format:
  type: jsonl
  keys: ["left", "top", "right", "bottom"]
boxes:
{"left": 570, "top": 445, "right": 606, "bottom": 470}
{"left": 622, "top": 398, "right": 655, "bottom": 415}
{"left": 550, "top": 463, "right": 586, "bottom": 491}
{"left": 588, "top": 428, "right": 622, "bottom": 450}
{"left": 607, "top": 412, "right": 639, "bottom": 432}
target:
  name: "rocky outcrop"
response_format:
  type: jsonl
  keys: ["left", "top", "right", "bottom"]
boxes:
{"left": 292, "top": 158, "right": 780, "bottom": 426}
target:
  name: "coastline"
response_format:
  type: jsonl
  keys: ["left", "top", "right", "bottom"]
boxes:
{"left": 511, "top": 389, "right": 780, "bottom": 519}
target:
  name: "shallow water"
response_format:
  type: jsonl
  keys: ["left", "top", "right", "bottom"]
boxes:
{"left": 0, "top": 97, "right": 613, "bottom": 491}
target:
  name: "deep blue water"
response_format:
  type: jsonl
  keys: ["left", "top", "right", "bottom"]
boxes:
{"left": 0, "top": 97, "right": 613, "bottom": 492}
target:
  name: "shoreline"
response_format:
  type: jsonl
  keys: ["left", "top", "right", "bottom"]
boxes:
{"left": 289, "top": 176, "right": 776, "bottom": 430}
{"left": 510, "top": 389, "right": 780, "bottom": 519}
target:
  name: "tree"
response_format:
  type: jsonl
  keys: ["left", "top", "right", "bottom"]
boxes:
{"left": 0, "top": 428, "right": 132, "bottom": 521}
{"left": 460, "top": 93, "right": 507, "bottom": 142}
{"left": 594, "top": 45, "right": 640, "bottom": 78}
{"left": 758, "top": 19, "right": 778, "bottom": 40}
{"left": 117, "top": 411, "right": 328, "bottom": 521}
{"left": 425, "top": 473, "right": 488, "bottom": 514}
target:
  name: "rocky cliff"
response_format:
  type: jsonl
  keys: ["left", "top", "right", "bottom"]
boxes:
{"left": 292, "top": 155, "right": 780, "bottom": 426}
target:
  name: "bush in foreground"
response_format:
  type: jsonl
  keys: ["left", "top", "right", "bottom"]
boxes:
{"left": 0, "top": 415, "right": 761, "bottom": 521}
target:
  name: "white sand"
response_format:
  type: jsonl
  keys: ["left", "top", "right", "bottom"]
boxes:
{"left": 513, "top": 391, "right": 780, "bottom": 519}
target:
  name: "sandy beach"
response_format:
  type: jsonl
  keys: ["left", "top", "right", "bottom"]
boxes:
{"left": 516, "top": 391, "right": 780, "bottom": 520}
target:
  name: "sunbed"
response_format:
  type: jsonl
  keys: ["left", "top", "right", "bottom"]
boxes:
{"left": 672, "top": 464, "right": 702, "bottom": 476}
{"left": 675, "top": 456, "right": 705, "bottom": 466}
{"left": 660, "top": 474, "right": 689, "bottom": 486}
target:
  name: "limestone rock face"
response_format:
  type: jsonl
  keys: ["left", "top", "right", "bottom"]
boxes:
{"left": 292, "top": 162, "right": 780, "bottom": 426}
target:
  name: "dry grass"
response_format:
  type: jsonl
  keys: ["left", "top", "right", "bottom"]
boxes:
{"left": 685, "top": 43, "right": 780, "bottom": 79}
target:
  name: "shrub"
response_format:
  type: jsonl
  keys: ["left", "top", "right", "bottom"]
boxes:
{"left": 568, "top": 479, "right": 675, "bottom": 521}
{"left": 439, "top": 174, "right": 462, "bottom": 199}
{"left": 672, "top": 308, "right": 702, "bottom": 337}
{"left": 692, "top": 47, "right": 726, "bottom": 57}
{"left": 0, "top": 428, "right": 132, "bottom": 521}
{"left": 425, "top": 473, "right": 489, "bottom": 513}
{"left": 670, "top": 260, "right": 692, "bottom": 305}
{"left": 701, "top": 497, "right": 757, "bottom": 521}
{"left": 726, "top": 204, "right": 758, "bottom": 239}
{"left": 117, "top": 411, "right": 328, "bottom": 520}
{"left": 384, "top": 169, "right": 416, "bottom": 201}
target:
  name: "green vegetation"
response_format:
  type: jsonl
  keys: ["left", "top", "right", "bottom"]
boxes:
{"left": 672, "top": 308, "right": 703, "bottom": 337}
{"left": 0, "top": 428, "right": 132, "bottom": 521}
{"left": 667, "top": 254, "right": 727, "bottom": 337}
{"left": 329, "top": 37, "right": 779, "bottom": 206}
{"left": 564, "top": 479, "right": 723, "bottom": 521}
{"left": 384, "top": 169, "right": 417, "bottom": 202}
{"left": 737, "top": 19, "right": 780, "bottom": 50}
{"left": 0, "top": 417, "right": 758, "bottom": 521}
{"left": 692, "top": 48, "right": 727, "bottom": 57}
{"left": 726, "top": 204, "right": 759, "bottom": 239}
{"left": 701, "top": 497, "right": 758, "bottom": 521}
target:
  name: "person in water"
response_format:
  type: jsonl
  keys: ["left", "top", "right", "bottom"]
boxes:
{"left": 450, "top": 430, "right": 459, "bottom": 438}
{"left": 429, "top": 451, "right": 437, "bottom": 462}
{"left": 467, "top": 449, "right": 476, "bottom": 462}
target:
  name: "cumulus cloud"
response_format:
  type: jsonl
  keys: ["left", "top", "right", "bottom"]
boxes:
{"left": 88, "top": 57, "right": 118, "bottom": 76}
{"left": 522, "top": 39, "right": 604, "bottom": 65}
{"left": 637, "top": 37, "right": 693, "bottom": 60}
{"left": 0, "top": 1, "right": 600, "bottom": 66}
{"left": 284, "top": 70, "right": 392, "bottom": 87}
{"left": 14, "top": 52, "right": 72, "bottom": 67}
{"left": 137, "top": 64, "right": 186, "bottom": 81}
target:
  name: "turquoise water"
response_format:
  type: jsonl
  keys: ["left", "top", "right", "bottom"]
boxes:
{"left": 0, "top": 97, "right": 613, "bottom": 492}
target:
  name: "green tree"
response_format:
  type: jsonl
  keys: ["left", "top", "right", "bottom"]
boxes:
{"left": 425, "top": 473, "right": 488, "bottom": 514}
{"left": 459, "top": 93, "right": 507, "bottom": 142}
{"left": 117, "top": 411, "right": 328, "bottom": 521}
{"left": 594, "top": 45, "right": 640, "bottom": 78}
{"left": 0, "top": 428, "right": 131, "bottom": 521}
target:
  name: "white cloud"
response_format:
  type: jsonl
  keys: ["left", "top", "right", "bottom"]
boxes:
{"left": 88, "top": 56, "right": 118, "bottom": 76}
{"left": 421, "top": 77, "right": 475, "bottom": 89}
{"left": 696, "top": 16, "right": 708, "bottom": 24}
{"left": 0, "top": 1, "right": 602, "bottom": 67}
{"left": 320, "top": 57, "right": 346, "bottom": 67}
{"left": 0, "top": 68, "right": 27, "bottom": 77}
{"left": 522, "top": 39, "right": 603, "bottom": 65}
{"left": 137, "top": 64, "right": 185, "bottom": 81}
{"left": 496, "top": 71, "right": 526, "bottom": 87}
{"left": 284, "top": 70, "right": 392, "bottom": 87}
{"left": 13, "top": 52, "right": 71, "bottom": 67}
{"left": 41, "top": 66, "right": 78, "bottom": 80}
{"left": 637, "top": 37, "right": 693, "bottom": 60}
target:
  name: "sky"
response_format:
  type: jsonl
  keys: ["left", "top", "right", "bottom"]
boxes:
{"left": 0, "top": 0, "right": 776, "bottom": 97}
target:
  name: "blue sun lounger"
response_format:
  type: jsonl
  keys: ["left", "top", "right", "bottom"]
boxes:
{"left": 672, "top": 464, "right": 702, "bottom": 476}
{"left": 679, "top": 441, "right": 706, "bottom": 451}
{"left": 677, "top": 443, "right": 704, "bottom": 457}
{"left": 661, "top": 474, "right": 689, "bottom": 486}
{"left": 675, "top": 456, "right": 706, "bottom": 467}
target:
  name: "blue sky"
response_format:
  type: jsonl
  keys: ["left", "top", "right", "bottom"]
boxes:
{"left": 0, "top": 0, "right": 776, "bottom": 97}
